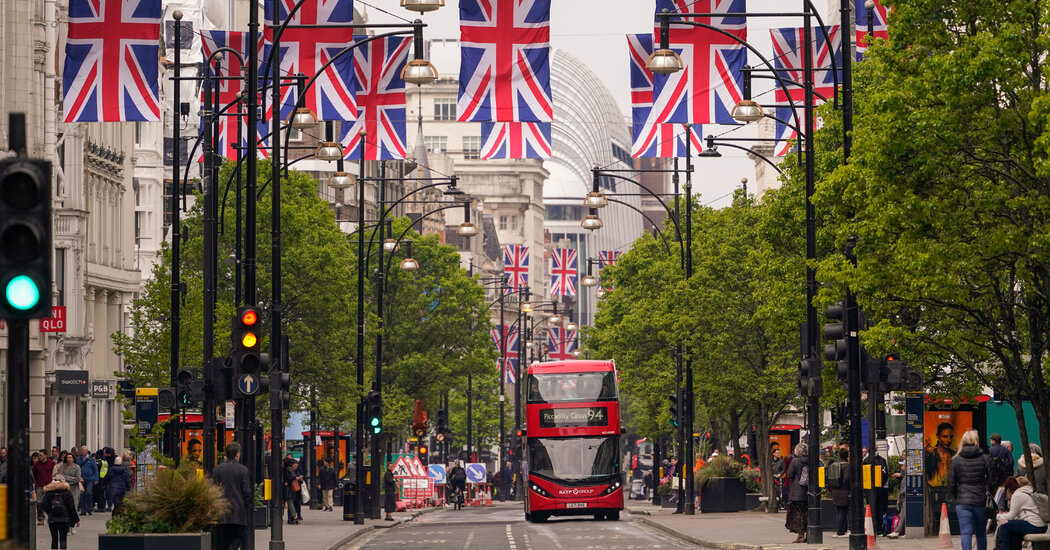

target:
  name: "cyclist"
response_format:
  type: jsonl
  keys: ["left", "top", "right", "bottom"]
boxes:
{"left": 449, "top": 461, "right": 467, "bottom": 509}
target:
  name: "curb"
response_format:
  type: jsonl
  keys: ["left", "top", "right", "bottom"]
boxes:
{"left": 322, "top": 506, "right": 442, "bottom": 550}
{"left": 635, "top": 516, "right": 764, "bottom": 550}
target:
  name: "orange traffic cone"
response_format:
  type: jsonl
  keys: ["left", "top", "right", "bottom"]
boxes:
{"left": 937, "top": 502, "right": 953, "bottom": 548}
{"left": 484, "top": 489, "right": 493, "bottom": 506}
{"left": 864, "top": 504, "right": 879, "bottom": 549}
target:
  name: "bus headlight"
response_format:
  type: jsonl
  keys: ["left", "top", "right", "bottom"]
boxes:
{"left": 598, "top": 480, "right": 622, "bottom": 496}
{"left": 529, "top": 483, "right": 552, "bottom": 497}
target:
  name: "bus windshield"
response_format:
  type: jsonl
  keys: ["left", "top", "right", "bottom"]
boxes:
{"left": 526, "top": 371, "right": 617, "bottom": 403}
{"left": 527, "top": 436, "right": 619, "bottom": 483}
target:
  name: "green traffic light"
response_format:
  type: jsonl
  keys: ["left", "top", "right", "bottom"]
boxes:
{"left": 370, "top": 417, "right": 380, "bottom": 427}
{"left": 5, "top": 275, "right": 40, "bottom": 311}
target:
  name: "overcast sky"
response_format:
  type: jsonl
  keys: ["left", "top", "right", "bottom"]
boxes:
{"left": 361, "top": 0, "right": 839, "bottom": 208}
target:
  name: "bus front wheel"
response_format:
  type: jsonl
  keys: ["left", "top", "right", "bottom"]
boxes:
{"left": 531, "top": 512, "right": 549, "bottom": 523}
{"left": 606, "top": 510, "right": 620, "bottom": 521}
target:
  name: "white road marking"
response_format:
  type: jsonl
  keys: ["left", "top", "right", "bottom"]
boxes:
{"left": 463, "top": 527, "right": 475, "bottom": 550}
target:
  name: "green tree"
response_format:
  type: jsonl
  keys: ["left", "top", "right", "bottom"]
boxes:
{"left": 813, "top": 0, "right": 1050, "bottom": 495}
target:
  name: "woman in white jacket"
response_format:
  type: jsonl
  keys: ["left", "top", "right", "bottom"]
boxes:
{"left": 996, "top": 476, "right": 1048, "bottom": 550}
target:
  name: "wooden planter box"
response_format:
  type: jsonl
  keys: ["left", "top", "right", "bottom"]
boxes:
{"left": 699, "top": 477, "right": 745, "bottom": 513}
{"left": 99, "top": 532, "right": 211, "bottom": 550}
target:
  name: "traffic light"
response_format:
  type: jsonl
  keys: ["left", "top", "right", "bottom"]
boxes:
{"left": 799, "top": 356, "right": 822, "bottom": 397}
{"left": 435, "top": 409, "right": 448, "bottom": 441}
{"left": 158, "top": 388, "right": 176, "bottom": 411}
{"left": 417, "top": 443, "right": 428, "bottom": 465}
{"left": 232, "top": 307, "right": 267, "bottom": 375}
{"left": 366, "top": 390, "right": 382, "bottom": 435}
{"left": 668, "top": 391, "right": 680, "bottom": 428}
{"left": 0, "top": 158, "right": 52, "bottom": 319}
{"left": 824, "top": 301, "right": 849, "bottom": 383}
{"left": 175, "top": 368, "right": 200, "bottom": 407}
{"left": 269, "top": 372, "right": 290, "bottom": 410}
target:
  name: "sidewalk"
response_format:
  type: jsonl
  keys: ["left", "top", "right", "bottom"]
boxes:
{"left": 627, "top": 502, "right": 948, "bottom": 550}
{"left": 31, "top": 503, "right": 434, "bottom": 550}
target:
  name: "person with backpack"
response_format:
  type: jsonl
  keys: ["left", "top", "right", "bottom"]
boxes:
{"left": 830, "top": 447, "right": 853, "bottom": 538}
{"left": 990, "top": 434, "right": 1015, "bottom": 488}
{"left": 995, "top": 476, "right": 1048, "bottom": 550}
{"left": 104, "top": 456, "right": 131, "bottom": 513}
{"left": 785, "top": 443, "right": 810, "bottom": 543}
{"left": 41, "top": 473, "right": 79, "bottom": 550}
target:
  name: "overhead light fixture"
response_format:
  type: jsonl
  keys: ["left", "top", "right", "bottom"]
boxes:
{"left": 383, "top": 239, "right": 399, "bottom": 253}
{"left": 731, "top": 100, "right": 765, "bottom": 123}
{"left": 565, "top": 321, "right": 579, "bottom": 332}
{"left": 520, "top": 301, "right": 534, "bottom": 313}
{"left": 402, "top": 59, "right": 438, "bottom": 85}
{"left": 646, "top": 49, "right": 683, "bottom": 74}
{"left": 580, "top": 274, "right": 599, "bottom": 288}
{"left": 583, "top": 191, "right": 608, "bottom": 209}
{"left": 315, "top": 141, "right": 343, "bottom": 162}
{"left": 571, "top": 349, "right": 583, "bottom": 359}
{"left": 596, "top": 288, "right": 607, "bottom": 299}
{"left": 400, "top": 0, "right": 444, "bottom": 13}
{"left": 456, "top": 222, "right": 478, "bottom": 237}
{"left": 327, "top": 171, "right": 354, "bottom": 189}
{"left": 581, "top": 213, "right": 603, "bottom": 231}
{"left": 400, "top": 257, "right": 419, "bottom": 271}
{"left": 698, "top": 147, "right": 722, "bottom": 158}
{"left": 548, "top": 314, "right": 562, "bottom": 326}
{"left": 288, "top": 107, "right": 317, "bottom": 129}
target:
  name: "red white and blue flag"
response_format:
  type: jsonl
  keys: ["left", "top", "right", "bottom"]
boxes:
{"left": 480, "top": 122, "right": 552, "bottom": 159}
{"left": 338, "top": 36, "right": 411, "bottom": 160}
{"left": 458, "top": 0, "right": 553, "bottom": 122}
{"left": 599, "top": 250, "right": 622, "bottom": 268}
{"left": 855, "top": 0, "right": 889, "bottom": 60}
{"left": 769, "top": 25, "right": 841, "bottom": 156}
{"left": 491, "top": 325, "right": 520, "bottom": 384}
{"left": 547, "top": 327, "right": 578, "bottom": 361}
{"left": 550, "top": 248, "right": 578, "bottom": 297}
{"left": 504, "top": 245, "right": 530, "bottom": 290}
{"left": 201, "top": 31, "right": 270, "bottom": 160}
{"left": 628, "top": 34, "right": 703, "bottom": 158}
{"left": 63, "top": 0, "right": 162, "bottom": 122}
{"left": 650, "top": 0, "right": 747, "bottom": 124}
{"left": 263, "top": 0, "right": 356, "bottom": 121}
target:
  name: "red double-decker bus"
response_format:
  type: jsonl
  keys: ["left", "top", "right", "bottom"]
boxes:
{"left": 521, "top": 360, "right": 624, "bottom": 522}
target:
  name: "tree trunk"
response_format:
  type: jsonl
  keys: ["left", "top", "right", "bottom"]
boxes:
{"left": 754, "top": 406, "right": 775, "bottom": 513}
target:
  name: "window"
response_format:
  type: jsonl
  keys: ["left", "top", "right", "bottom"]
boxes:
{"left": 54, "top": 249, "right": 66, "bottom": 306}
{"left": 433, "top": 98, "right": 457, "bottom": 121}
{"left": 546, "top": 205, "right": 584, "bottom": 221}
{"left": 510, "top": 215, "right": 518, "bottom": 230}
{"left": 134, "top": 122, "right": 142, "bottom": 145}
{"left": 528, "top": 436, "right": 620, "bottom": 483}
{"left": 499, "top": 215, "right": 508, "bottom": 230}
{"left": 424, "top": 136, "right": 448, "bottom": 153}
{"left": 462, "top": 136, "right": 481, "bottom": 159}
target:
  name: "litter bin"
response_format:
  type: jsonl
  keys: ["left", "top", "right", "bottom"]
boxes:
{"left": 342, "top": 481, "right": 357, "bottom": 522}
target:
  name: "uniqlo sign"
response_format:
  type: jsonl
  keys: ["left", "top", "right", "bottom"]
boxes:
{"left": 40, "top": 306, "right": 66, "bottom": 332}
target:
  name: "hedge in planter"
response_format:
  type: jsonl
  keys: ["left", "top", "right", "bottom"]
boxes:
{"left": 694, "top": 457, "right": 761, "bottom": 513}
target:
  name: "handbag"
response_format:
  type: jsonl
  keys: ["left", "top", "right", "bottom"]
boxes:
{"left": 300, "top": 482, "right": 310, "bottom": 504}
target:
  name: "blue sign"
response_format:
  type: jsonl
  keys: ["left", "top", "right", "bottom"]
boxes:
{"left": 466, "top": 462, "right": 486, "bottom": 483}
{"left": 237, "top": 374, "right": 261, "bottom": 396}
{"left": 428, "top": 464, "right": 446, "bottom": 484}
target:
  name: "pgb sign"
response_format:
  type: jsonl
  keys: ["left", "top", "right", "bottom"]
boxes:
{"left": 40, "top": 306, "right": 66, "bottom": 332}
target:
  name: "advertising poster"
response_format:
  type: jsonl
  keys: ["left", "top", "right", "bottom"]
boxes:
{"left": 924, "top": 410, "right": 973, "bottom": 487}
{"left": 769, "top": 433, "right": 792, "bottom": 459}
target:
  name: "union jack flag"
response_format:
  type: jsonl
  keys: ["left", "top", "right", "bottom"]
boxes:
{"left": 491, "top": 325, "right": 519, "bottom": 384}
{"left": 770, "top": 25, "right": 841, "bottom": 156}
{"left": 201, "top": 31, "right": 269, "bottom": 160}
{"left": 458, "top": 0, "right": 553, "bottom": 122}
{"left": 263, "top": 0, "right": 356, "bottom": 121}
{"left": 628, "top": 34, "right": 703, "bottom": 158}
{"left": 550, "top": 248, "right": 578, "bottom": 297}
{"left": 338, "top": 36, "right": 411, "bottom": 160}
{"left": 547, "top": 327, "right": 578, "bottom": 361}
{"left": 503, "top": 245, "right": 530, "bottom": 290}
{"left": 480, "top": 122, "right": 551, "bottom": 159}
{"left": 855, "top": 0, "right": 889, "bottom": 60}
{"left": 599, "top": 250, "right": 622, "bottom": 268}
{"left": 63, "top": 0, "right": 162, "bottom": 122}
{"left": 650, "top": 0, "right": 747, "bottom": 124}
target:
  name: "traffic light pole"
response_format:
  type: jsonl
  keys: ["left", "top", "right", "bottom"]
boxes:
{"left": 269, "top": 0, "right": 286, "bottom": 540}
{"left": 354, "top": 134, "right": 367, "bottom": 525}
{"left": 846, "top": 288, "right": 865, "bottom": 550}
{"left": 7, "top": 320, "right": 31, "bottom": 546}
{"left": 371, "top": 164, "right": 386, "bottom": 520}
{"left": 202, "top": 65, "right": 218, "bottom": 475}
{"left": 683, "top": 152, "right": 695, "bottom": 515}
{"left": 170, "top": 11, "right": 184, "bottom": 467}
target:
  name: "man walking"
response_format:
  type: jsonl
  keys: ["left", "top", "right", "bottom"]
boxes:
{"left": 32, "top": 450, "right": 56, "bottom": 525}
{"left": 212, "top": 442, "right": 252, "bottom": 550}
{"left": 77, "top": 446, "right": 98, "bottom": 516}
{"left": 318, "top": 459, "right": 338, "bottom": 511}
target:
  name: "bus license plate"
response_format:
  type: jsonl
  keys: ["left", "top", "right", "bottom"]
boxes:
{"left": 566, "top": 502, "right": 587, "bottom": 508}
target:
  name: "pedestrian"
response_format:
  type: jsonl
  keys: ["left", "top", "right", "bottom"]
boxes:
{"left": 948, "top": 429, "right": 994, "bottom": 550}
{"left": 212, "top": 442, "right": 252, "bottom": 550}
{"left": 785, "top": 442, "right": 810, "bottom": 543}
{"left": 41, "top": 472, "right": 79, "bottom": 550}
{"left": 33, "top": 449, "right": 56, "bottom": 525}
{"left": 830, "top": 447, "right": 852, "bottom": 538}
{"left": 318, "top": 459, "right": 338, "bottom": 512}
{"left": 995, "top": 476, "right": 1048, "bottom": 550}
{"left": 501, "top": 460, "right": 513, "bottom": 500}
{"left": 1016, "top": 444, "right": 1047, "bottom": 495}
{"left": 863, "top": 446, "right": 890, "bottom": 534}
{"left": 383, "top": 462, "right": 399, "bottom": 521}
{"left": 283, "top": 458, "right": 303, "bottom": 524}
{"left": 53, "top": 452, "right": 82, "bottom": 524}
{"left": 104, "top": 456, "right": 131, "bottom": 513}
{"left": 76, "top": 446, "right": 98, "bottom": 516}
{"left": 0, "top": 446, "right": 8, "bottom": 484}
{"left": 771, "top": 448, "right": 785, "bottom": 511}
